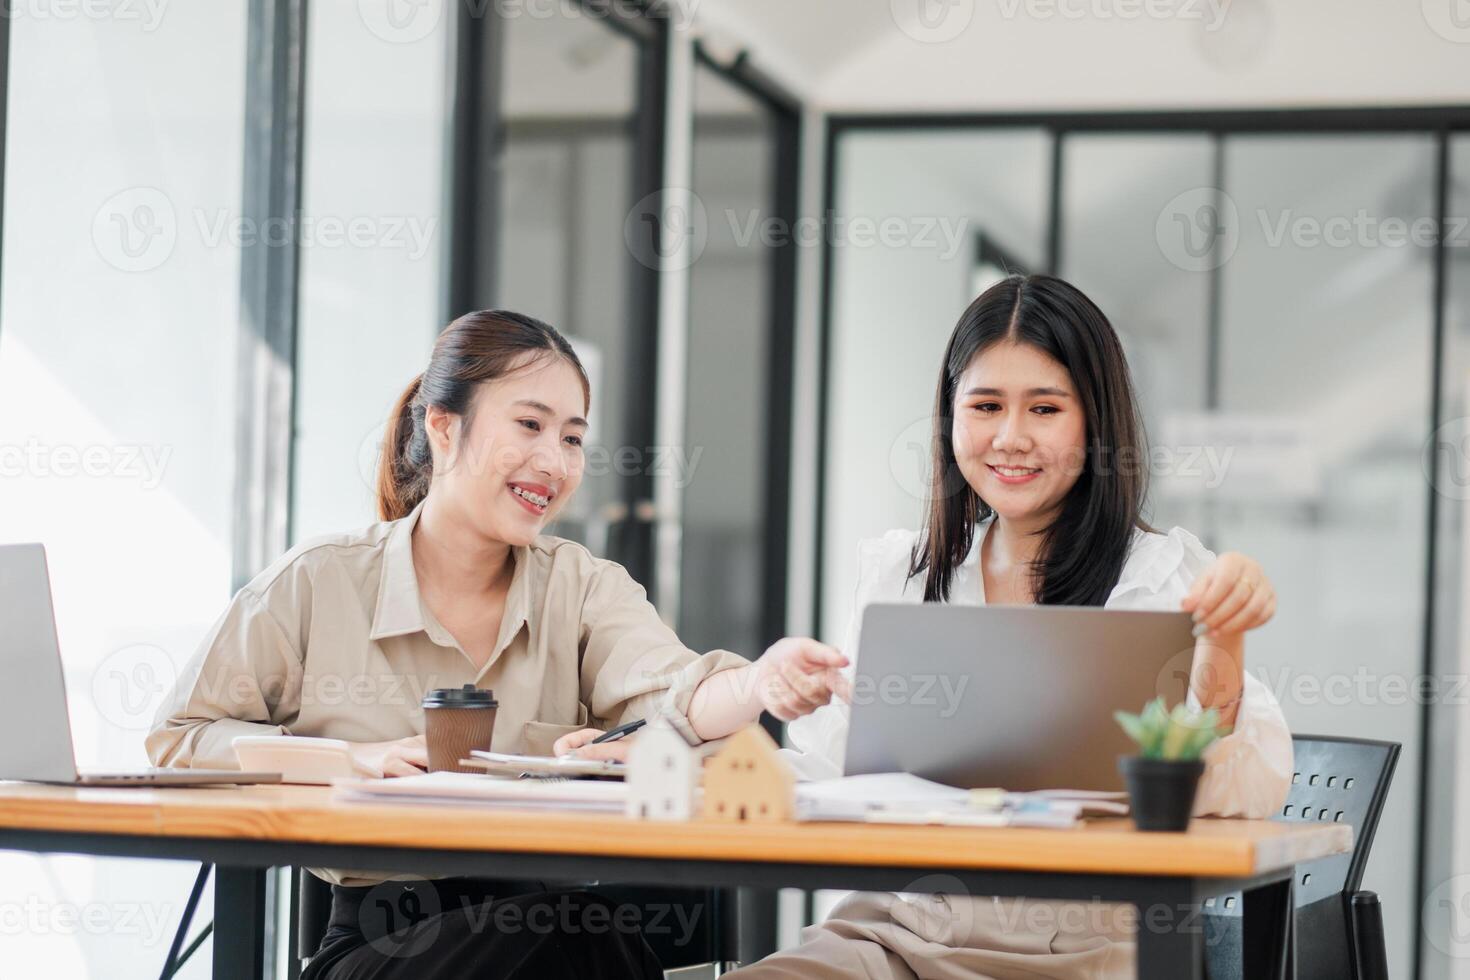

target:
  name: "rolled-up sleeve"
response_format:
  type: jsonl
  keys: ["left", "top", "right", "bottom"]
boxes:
{"left": 1110, "top": 526, "right": 1295, "bottom": 819}
{"left": 145, "top": 589, "right": 301, "bottom": 770}
{"left": 577, "top": 560, "right": 749, "bottom": 738}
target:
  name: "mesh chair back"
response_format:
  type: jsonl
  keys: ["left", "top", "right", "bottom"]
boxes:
{"left": 1204, "top": 734, "right": 1400, "bottom": 980}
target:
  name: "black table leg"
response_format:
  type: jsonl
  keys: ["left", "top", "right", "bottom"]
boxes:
{"left": 738, "top": 887, "right": 779, "bottom": 963}
{"left": 1242, "top": 876, "right": 1295, "bottom": 980}
{"left": 214, "top": 866, "right": 270, "bottom": 980}
{"left": 1136, "top": 881, "right": 1203, "bottom": 980}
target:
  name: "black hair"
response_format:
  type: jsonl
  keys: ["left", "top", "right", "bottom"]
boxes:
{"left": 909, "top": 274, "right": 1153, "bottom": 605}
{"left": 377, "top": 310, "right": 589, "bottom": 521}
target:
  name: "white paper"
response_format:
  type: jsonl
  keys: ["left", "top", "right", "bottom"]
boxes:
{"left": 333, "top": 770, "right": 628, "bottom": 810}
{"left": 797, "top": 773, "right": 970, "bottom": 806}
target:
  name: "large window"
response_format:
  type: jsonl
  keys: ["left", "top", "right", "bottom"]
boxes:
{"left": 291, "top": 0, "right": 450, "bottom": 543}
{"left": 0, "top": 6, "right": 248, "bottom": 977}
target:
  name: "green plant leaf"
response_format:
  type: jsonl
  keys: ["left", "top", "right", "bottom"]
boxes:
{"left": 1161, "top": 714, "right": 1193, "bottom": 760}
{"left": 1141, "top": 697, "right": 1168, "bottom": 727}
{"left": 1117, "top": 696, "right": 1228, "bottom": 760}
{"left": 1114, "top": 710, "right": 1148, "bottom": 748}
{"left": 1138, "top": 698, "right": 1169, "bottom": 757}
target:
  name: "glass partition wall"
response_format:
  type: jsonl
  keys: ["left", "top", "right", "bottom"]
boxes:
{"left": 820, "top": 113, "right": 1470, "bottom": 980}
{"left": 680, "top": 57, "right": 791, "bottom": 664}
{"left": 493, "top": 8, "right": 653, "bottom": 573}
{"left": 1209, "top": 138, "right": 1437, "bottom": 980}
{"left": 683, "top": 50, "right": 801, "bottom": 962}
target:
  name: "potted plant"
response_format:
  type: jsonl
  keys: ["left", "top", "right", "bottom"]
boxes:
{"left": 1114, "top": 697, "right": 1230, "bottom": 832}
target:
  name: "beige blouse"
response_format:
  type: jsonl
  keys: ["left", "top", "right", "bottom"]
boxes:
{"left": 146, "top": 500, "right": 749, "bottom": 884}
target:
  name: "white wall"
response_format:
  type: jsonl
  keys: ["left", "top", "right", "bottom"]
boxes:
{"left": 698, "top": 0, "right": 1470, "bottom": 112}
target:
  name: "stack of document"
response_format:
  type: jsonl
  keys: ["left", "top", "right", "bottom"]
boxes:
{"left": 334, "top": 770, "right": 1126, "bottom": 826}
{"left": 795, "top": 774, "right": 1127, "bottom": 829}
{"left": 335, "top": 771, "right": 628, "bottom": 813}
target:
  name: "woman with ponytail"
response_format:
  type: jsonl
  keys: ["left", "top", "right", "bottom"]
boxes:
{"left": 148, "top": 310, "right": 846, "bottom": 980}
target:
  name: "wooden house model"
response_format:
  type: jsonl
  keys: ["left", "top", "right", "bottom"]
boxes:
{"left": 700, "top": 724, "right": 794, "bottom": 822}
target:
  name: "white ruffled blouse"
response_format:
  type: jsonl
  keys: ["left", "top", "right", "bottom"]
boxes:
{"left": 782, "top": 519, "right": 1294, "bottom": 818}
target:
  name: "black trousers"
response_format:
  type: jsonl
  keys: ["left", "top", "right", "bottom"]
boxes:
{"left": 301, "top": 878, "right": 665, "bottom": 980}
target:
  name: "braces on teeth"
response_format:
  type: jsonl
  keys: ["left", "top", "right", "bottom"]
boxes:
{"left": 511, "top": 486, "right": 550, "bottom": 507}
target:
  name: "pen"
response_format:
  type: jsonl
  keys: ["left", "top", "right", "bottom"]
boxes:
{"left": 590, "top": 718, "right": 646, "bottom": 744}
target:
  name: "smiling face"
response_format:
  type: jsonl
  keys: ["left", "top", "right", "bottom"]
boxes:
{"left": 424, "top": 355, "right": 588, "bottom": 547}
{"left": 951, "top": 340, "right": 1088, "bottom": 527}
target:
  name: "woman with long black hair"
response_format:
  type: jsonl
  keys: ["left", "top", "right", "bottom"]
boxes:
{"left": 733, "top": 274, "right": 1292, "bottom": 980}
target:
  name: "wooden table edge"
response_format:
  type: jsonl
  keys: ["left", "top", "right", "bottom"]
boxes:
{"left": 0, "top": 783, "right": 1353, "bottom": 879}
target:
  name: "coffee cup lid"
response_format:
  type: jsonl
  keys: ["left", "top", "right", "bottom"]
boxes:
{"left": 422, "top": 684, "right": 498, "bottom": 708}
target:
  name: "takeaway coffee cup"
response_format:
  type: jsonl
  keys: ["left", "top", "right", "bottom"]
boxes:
{"left": 422, "top": 685, "right": 498, "bottom": 774}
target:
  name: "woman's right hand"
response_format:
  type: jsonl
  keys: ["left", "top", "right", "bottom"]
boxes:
{"left": 554, "top": 728, "right": 634, "bottom": 763}
{"left": 349, "top": 735, "right": 428, "bottom": 778}
{"left": 754, "top": 637, "right": 851, "bottom": 722}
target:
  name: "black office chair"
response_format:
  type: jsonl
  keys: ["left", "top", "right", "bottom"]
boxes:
{"left": 1203, "top": 734, "right": 1398, "bottom": 980}
{"left": 291, "top": 869, "right": 740, "bottom": 978}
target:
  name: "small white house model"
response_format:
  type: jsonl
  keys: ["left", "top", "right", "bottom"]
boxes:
{"left": 625, "top": 721, "right": 699, "bottom": 821}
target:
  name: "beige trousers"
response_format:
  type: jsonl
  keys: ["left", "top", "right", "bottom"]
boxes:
{"left": 725, "top": 890, "right": 1138, "bottom": 980}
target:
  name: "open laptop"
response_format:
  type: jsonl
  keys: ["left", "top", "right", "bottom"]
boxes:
{"left": 0, "top": 543, "right": 280, "bottom": 786}
{"left": 844, "top": 603, "right": 1198, "bottom": 792}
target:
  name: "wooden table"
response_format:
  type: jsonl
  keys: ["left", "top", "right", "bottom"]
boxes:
{"left": 0, "top": 782, "right": 1351, "bottom": 979}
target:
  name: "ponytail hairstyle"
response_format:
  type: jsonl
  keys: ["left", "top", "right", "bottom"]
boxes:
{"left": 908, "top": 274, "right": 1154, "bottom": 606}
{"left": 376, "top": 310, "right": 590, "bottom": 522}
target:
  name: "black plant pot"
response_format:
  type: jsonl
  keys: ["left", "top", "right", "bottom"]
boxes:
{"left": 1118, "top": 756, "right": 1205, "bottom": 832}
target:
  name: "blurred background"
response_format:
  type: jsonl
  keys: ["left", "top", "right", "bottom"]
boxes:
{"left": 0, "top": 0, "right": 1467, "bottom": 976}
